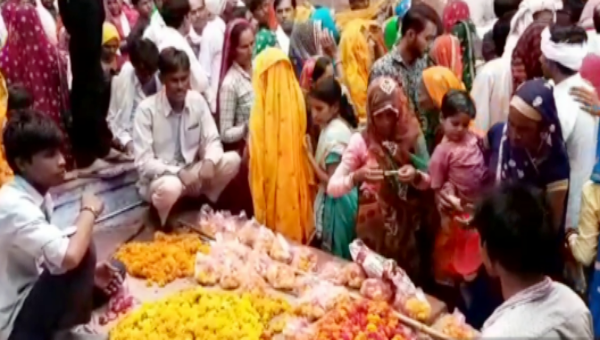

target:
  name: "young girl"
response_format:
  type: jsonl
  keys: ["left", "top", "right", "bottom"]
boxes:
{"left": 305, "top": 75, "right": 359, "bottom": 260}
{"left": 429, "top": 89, "right": 487, "bottom": 287}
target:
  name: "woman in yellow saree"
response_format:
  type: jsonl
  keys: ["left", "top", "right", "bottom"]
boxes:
{"left": 339, "top": 19, "right": 385, "bottom": 123}
{"left": 335, "top": 0, "right": 389, "bottom": 30}
{"left": 249, "top": 47, "right": 315, "bottom": 244}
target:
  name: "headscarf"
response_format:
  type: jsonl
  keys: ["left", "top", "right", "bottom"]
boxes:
{"left": 384, "top": 16, "right": 399, "bottom": 50}
{"left": 451, "top": 20, "right": 476, "bottom": 91}
{"left": 299, "top": 56, "right": 317, "bottom": 91}
{"left": 206, "top": 0, "right": 227, "bottom": 16}
{"left": 335, "top": 0, "right": 386, "bottom": 30}
{"left": 311, "top": 7, "right": 339, "bottom": 42}
{"left": 511, "top": 22, "right": 547, "bottom": 94}
{"left": 430, "top": 34, "right": 463, "bottom": 80}
{"left": 339, "top": 19, "right": 380, "bottom": 122}
{"left": 103, "top": 22, "right": 121, "bottom": 45}
{"left": 0, "top": 1, "right": 71, "bottom": 166}
{"left": 581, "top": 55, "right": 600, "bottom": 184}
{"left": 422, "top": 66, "right": 466, "bottom": 108}
{"left": 216, "top": 19, "right": 252, "bottom": 123}
{"left": 295, "top": 3, "right": 315, "bottom": 22}
{"left": 290, "top": 20, "right": 322, "bottom": 61}
{"left": 395, "top": 0, "right": 411, "bottom": 18}
{"left": 362, "top": 76, "right": 421, "bottom": 165}
{"left": 442, "top": 0, "right": 470, "bottom": 33}
{"left": 104, "top": 0, "right": 136, "bottom": 38}
{"left": 540, "top": 26, "right": 588, "bottom": 71}
{"left": 498, "top": 78, "right": 566, "bottom": 183}
{"left": 249, "top": 47, "right": 314, "bottom": 243}
{"left": 579, "top": 0, "right": 600, "bottom": 30}
{"left": 503, "top": 0, "right": 562, "bottom": 57}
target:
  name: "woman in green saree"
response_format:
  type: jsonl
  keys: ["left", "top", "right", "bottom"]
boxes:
{"left": 248, "top": 0, "right": 278, "bottom": 58}
{"left": 304, "top": 75, "right": 359, "bottom": 259}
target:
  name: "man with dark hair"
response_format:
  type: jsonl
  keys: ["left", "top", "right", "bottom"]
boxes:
{"left": 108, "top": 38, "right": 160, "bottom": 156}
{"left": 0, "top": 109, "right": 123, "bottom": 340}
{"left": 274, "top": 0, "right": 296, "bottom": 53}
{"left": 143, "top": 0, "right": 209, "bottom": 94}
{"left": 493, "top": 0, "right": 520, "bottom": 18}
{"left": 540, "top": 24, "right": 596, "bottom": 230}
{"left": 133, "top": 48, "right": 240, "bottom": 227}
{"left": 370, "top": 3, "right": 439, "bottom": 127}
{"left": 474, "top": 183, "right": 591, "bottom": 338}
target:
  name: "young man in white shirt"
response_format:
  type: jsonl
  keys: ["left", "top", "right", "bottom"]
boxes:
{"left": 144, "top": 0, "right": 209, "bottom": 94}
{"left": 108, "top": 38, "right": 161, "bottom": 156}
{"left": 133, "top": 47, "right": 241, "bottom": 226}
{"left": 0, "top": 110, "right": 123, "bottom": 340}
{"left": 540, "top": 24, "right": 597, "bottom": 230}
{"left": 474, "top": 183, "right": 592, "bottom": 338}
{"left": 200, "top": 0, "right": 227, "bottom": 112}
{"left": 274, "top": 0, "right": 295, "bottom": 54}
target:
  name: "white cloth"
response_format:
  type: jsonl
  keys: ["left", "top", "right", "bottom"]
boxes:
{"left": 147, "top": 25, "right": 209, "bottom": 94}
{"left": 276, "top": 25, "right": 290, "bottom": 55}
{"left": 502, "top": 0, "right": 562, "bottom": 58}
{"left": 463, "top": 0, "right": 495, "bottom": 28}
{"left": 0, "top": 14, "right": 7, "bottom": 47}
{"left": 553, "top": 74, "right": 598, "bottom": 229}
{"left": 541, "top": 27, "right": 589, "bottom": 71}
{"left": 205, "top": 0, "right": 227, "bottom": 16}
{"left": 133, "top": 89, "right": 223, "bottom": 182}
{"left": 481, "top": 280, "right": 592, "bottom": 338}
{"left": 36, "top": 0, "right": 57, "bottom": 45}
{"left": 471, "top": 57, "right": 513, "bottom": 131}
{"left": 107, "top": 61, "right": 161, "bottom": 147}
{"left": 119, "top": 12, "right": 131, "bottom": 37}
{"left": 143, "top": 11, "right": 166, "bottom": 48}
{"left": 587, "top": 30, "right": 600, "bottom": 56}
{"left": 0, "top": 176, "right": 76, "bottom": 340}
{"left": 199, "top": 16, "right": 226, "bottom": 113}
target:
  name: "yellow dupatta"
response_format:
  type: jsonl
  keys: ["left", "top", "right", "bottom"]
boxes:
{"left": 335, "top": 0, "right": 386, "bottom": 30}
{"left": 339, "top": 19, "right": 379, "bottom": 123}
{"left": 249, "top": 48, "right": 315, "bottom": 244}
{"left": 0, "top": 72, "right": 12, "bottom": 186}
{"left": 295, "top": 3, "right": 315, "bottom": 22}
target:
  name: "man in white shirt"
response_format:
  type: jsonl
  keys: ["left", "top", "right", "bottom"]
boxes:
{"left": 0, "top": 110, "right": 121, "bottom": 340}
{"left": 144, "top": 0, "right": 209, "bottom": 94}
{"left": 188, "top": 0, "right": 210, "bottom": 56}
{"left": 474, "top": 184, "right": 592, "bottom": 339}
{"left": 541, "top": 24, "right": 597, "bottom": 230}
{"left": 200, "top": 0, "right": 227, "bottom": 113}
{"left": 108, "top": 38, "right": 161, "bottom": 156}
{"left": 133, "top": 47, "right": 241, "bottom": 226}
{"left": 274, "top": 0, "right": 294, "bottom": 54}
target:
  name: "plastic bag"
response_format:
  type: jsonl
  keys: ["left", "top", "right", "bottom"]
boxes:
{"left": 291, "top": 246, "right": 318, "bottom": 273}
{"left": 360, "top": 278, "right": 393, "bottom": 302}
{"left": 293, "top": 275, "right": 321, "bottom": 297}
{"left": 248, "top": 250, "right": 272, "bottom": 278}
{"left": 295, "top": 281, "right": 350, "bottom": 321}
{"left": 318, "top": 262, "right": 347, "bottom": 286}
{"left": 343, "top": 262, "right": 366, "bottom": 289}
{"left": 282, "top": 318, "right": 314, "bottom": 340}
{"left": 237, "top": 219, "right": 259, "bottom": 246}
{"left": 395, "top": 288, "right": 432, "bottom": 322}
{"left": 253, "top": 226, "right": 276, "bottom": 253}
{"left": 269, "top": 233, "right": 292, "bottom": 264}
{"left": 239, "top": 262, "right": 268, "bottom": 293}
{"left": 98, "top": 283, "right": 136, "bottom": 325}
{"left": 266, "top": 263, "right": 296, "bottom": 291}
{"left": 194, "top": 252, "right": 220, "bottom": 286}
{"left": 211, "top": 237, "right": 251, "bottom": 262}
{"left": 219, "top": 259, "right": 242, "bottom": 290}
{"left": 432, "top": 310, "right": 477, "bottom": 340}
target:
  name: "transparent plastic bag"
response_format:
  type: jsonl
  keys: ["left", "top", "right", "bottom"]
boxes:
{"left": 360, "top": 278, "right": 393, "bottom": 302}
{"left": 194, "top": 252, "right": 220, "bottom": 286}
{"left": 343, "top": 262, "right": 366, "bottom": 289}
{"left": 237, "top": 218, "right": 260, "bottom": 246}
{"left": 432, "top": 310, "right": 477, "bottom": 340}
{"left": 295, "top": 281, "right": 350, "bottom": 321}
{"left": 291, "top": 246, "right": 318, "bottom": 273}
{"left": 282, "top": 318, "right": 314, "bottom": 340}
{"left": 269, "top": 233, "right": 292, "bottom": 264}
{"left": 219, "top": 259, "right": 242, "bottom": 290}
{"left": 266, "top": 262, "right": 296, "bottom": 291}
{"left": 318, "top": 262, "right": 347, "bottom": 286}
{"left": 253, "top": 226, "right": 276, "bottom": 253}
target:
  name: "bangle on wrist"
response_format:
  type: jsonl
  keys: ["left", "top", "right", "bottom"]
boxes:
{"left": 80, "top": 206, "right": 99, "bottom": 219}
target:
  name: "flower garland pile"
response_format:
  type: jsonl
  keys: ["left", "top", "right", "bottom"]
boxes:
{"left": 114, "top": 232, "right": 210, "bottom": 286}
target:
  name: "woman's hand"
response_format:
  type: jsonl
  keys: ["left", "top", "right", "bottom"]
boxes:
{"left": 397, "top": 164, "right": 416, "bottom": 183}
{"left": 353, "top": 166, "right": 384, "bottom": 184}
{"left": 319, "top": 29, "right": 338, "bottom": 59}
{"left": 437, "top": 191, "right": 461, "bottom": 215}
{"left": 304, "top": 134, "right": 314, "bottom": 154}
{"left": 570, "top": 86, "right": 600, "bottom": 116}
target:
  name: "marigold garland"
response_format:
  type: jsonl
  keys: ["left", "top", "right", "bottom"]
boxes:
{"left": 114, "top": 232, "right": 210, "bottom": 286}
{"left": 109, "top": 288, "right": 291, "bottom": 340}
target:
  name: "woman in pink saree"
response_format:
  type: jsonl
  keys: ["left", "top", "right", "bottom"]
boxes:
{"left": 0, "top": 1, "right": 73, "bottom": 169}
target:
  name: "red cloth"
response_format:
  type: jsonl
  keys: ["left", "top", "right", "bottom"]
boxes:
{"left": 442, "top": 0, "right": 470, "bottom": 33}
{"left": 268, "top": 2, "right": 277, "bottom": 30}
{"left": 0, "top": 1, "right": 74, "bottom": 168}
{"left": 581, "top": 54, "right": 600, "bottom": 95}
{"left": 511, "top": 22, "right": 547, "bottom": 94}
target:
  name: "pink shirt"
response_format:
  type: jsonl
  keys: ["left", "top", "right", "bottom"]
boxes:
{"left": 327, "top": 133, "right": 431, "bottom": 198}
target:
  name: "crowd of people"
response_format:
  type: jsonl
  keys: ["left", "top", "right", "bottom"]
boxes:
{"left": 2, "top": 0, "right": 600, "bottom": 338}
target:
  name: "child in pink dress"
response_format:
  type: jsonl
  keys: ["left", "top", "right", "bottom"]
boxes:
{"left": 428, "top": 89, "right": 488, "bottom": 285}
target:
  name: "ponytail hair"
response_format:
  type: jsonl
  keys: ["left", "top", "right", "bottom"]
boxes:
{"left": 309, "top": 75, "right": 358, "bottom": 128}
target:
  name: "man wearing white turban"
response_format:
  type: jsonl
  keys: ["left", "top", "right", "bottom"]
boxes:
{"left": 200, "top": 0, "right": 227, "bottom": 113}
{"left": 541, "top": 24, "right": 597, "bottom": 230}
